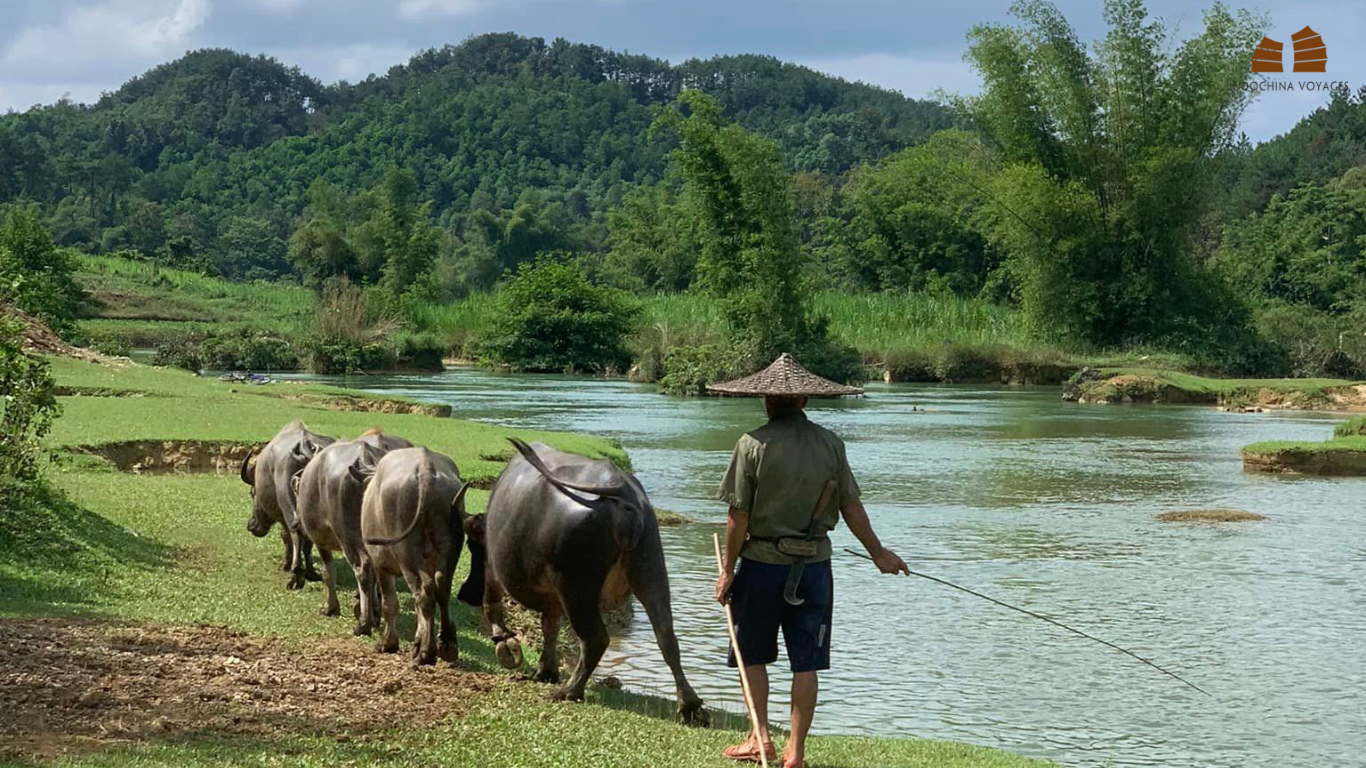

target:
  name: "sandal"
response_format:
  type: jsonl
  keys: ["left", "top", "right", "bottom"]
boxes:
{"left": 723, "top": 740, "right": 777, "bottom": 763}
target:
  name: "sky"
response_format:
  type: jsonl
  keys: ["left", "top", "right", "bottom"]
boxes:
{"left": 1, "top": 0, "right": 1362, "bottom": 143}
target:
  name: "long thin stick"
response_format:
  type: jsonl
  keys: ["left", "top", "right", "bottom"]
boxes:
{"left": 715, "top": 533, "right": 770, "bottom": 768}
{"left": 844, "top": 548, "right": 1210, "bottom": 696}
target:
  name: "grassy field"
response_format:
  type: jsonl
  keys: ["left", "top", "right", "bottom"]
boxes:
{"left": 72, "top": 252, "right": 1182, "bottom": 382}
{"left": 0, "top": 356, "right": 1056, "bottom": 768}
{"left": 74, "top": 254, "right": 311, "bottom": 346}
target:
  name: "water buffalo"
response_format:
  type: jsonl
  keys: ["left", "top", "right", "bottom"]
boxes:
{"left": 357, "top": 447, "right": 470, "bottom": 665}
{"left": 294, "top": 428, "right": 412, "bottom": 634}
{"left": 239, "top": 419, "right": 334, "bottom": 588}
{"left": 460, "top": 438, "right": 705, "bottom": 724}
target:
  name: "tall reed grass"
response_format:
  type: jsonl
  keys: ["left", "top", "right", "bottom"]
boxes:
{"left": 414, "top": 290, "right": 1081, "bottom": 380}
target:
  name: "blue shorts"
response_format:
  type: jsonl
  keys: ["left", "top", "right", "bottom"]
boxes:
{"left": 727, "top": 558, "right": 833, "bottom": 673}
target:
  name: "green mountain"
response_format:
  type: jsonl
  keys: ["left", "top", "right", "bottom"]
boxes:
{"left": 0, "top": 33, "right": 951, "bottom": 279}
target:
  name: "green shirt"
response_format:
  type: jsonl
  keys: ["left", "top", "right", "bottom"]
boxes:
{"left": 717, "top": 411, "right": 860, "bottom": 565}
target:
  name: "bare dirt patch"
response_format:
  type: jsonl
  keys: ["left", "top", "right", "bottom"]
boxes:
{"left": 75, "top": 440, "right": 262, "bottom": 475}
{"left": 267, "top": 390, "right": 451, "bottom": 418}
{"left": 54, "top": 385, "right": 149, "bottom": 397}
{"left": 1157, "top": 508, "right": 1267, "bottom": 523}
{"left": 0, "top": 618, "right": 498, "bottom": 762}
{"left": 1327, "top": 384, "right": 1366, "bottom": 412}
{"left": 8, "top": 305, "right": 124, "bottom": 365}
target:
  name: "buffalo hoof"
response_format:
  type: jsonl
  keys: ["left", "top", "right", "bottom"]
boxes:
{"left": 280, "top": 560, "right": 293, "bottom": 573}
{"left": 321, "top": 604, "right": 340, "bottom": 617}
{"left": 304, "top": 568, "right": 322, "bottom": 583}
{"left": 678, "top": 698, "right": 710, "bottom": 727}
{"left": 550, "top": 685, "right": 585, "bottom": 703}
{"left": 438, "top": 640, "right": 459, "bottom": 665}
{"left": 532, "top": 667, "right": 560, "bottom": 685}
{"left": 374, "top": 639, "right": 399, "bottom": 654}
{"left": 287, "top": 574, "right": 307, "bottom": 591}
{"left": 495, "top": 638, "right": 523, "bottom": 670}
{"left": 352, "top": 621, "right": 375, "bottom": 637}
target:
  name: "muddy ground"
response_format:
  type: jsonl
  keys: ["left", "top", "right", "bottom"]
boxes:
{"left": 0, "top": 618, "right": 501, "bottom": 763}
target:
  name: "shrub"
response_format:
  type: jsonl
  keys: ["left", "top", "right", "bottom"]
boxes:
{"left": 1334, "top": 416, "right": 1366, "bottom": 439}
{"left": 657, "top": 345, "right": 745, "bottom": 396}
{"left": 391, "top": 330, "right": 446, "bottom": 371}
{"left": 0, "top": 205, "right": 85, "bottom": 339}
{"left": 199, "top": 332, "right": 299, "bottom": 371}
{"left": 0, "top": 315, "right": 60, "bottom": 482}
{"left": 479, "top": 257, "right": 640, "bottom": 373}
{"left": 299, "top": 337, "right": 391, "bottom": 375}
{"left": 152, "top": 336, "right": 204, "bottom": 372}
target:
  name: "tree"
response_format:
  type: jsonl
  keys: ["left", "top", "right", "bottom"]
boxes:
{"left": 962, "top": 0, "right": 1265, "bottom": 347}
{"left": 0, "top": 205, "right": 84, "bottom": 338}
{"left": 655, "top": 91, "right": 859, "bottom": 387}
{"left": 838, "top": 130, "right": 1000, "bottom": 295}
{"left": 217, "top": 216, "right": 288, "bottom": 280}
{"left": 601, "top": 184, "right": 696, "bottom": 292}
{"left": 371, "top": 168, "right": 437, "bottom": 295}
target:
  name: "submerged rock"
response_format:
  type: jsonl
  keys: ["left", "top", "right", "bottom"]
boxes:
{"left": 1156, "top": 508, "right": 1267, "bottom": 523}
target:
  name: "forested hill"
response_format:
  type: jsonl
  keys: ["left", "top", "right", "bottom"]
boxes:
{"left": 0, "top": 33, "right": 951, "bottom": 277}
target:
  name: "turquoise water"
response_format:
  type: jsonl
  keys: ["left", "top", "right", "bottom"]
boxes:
{"left": 282, "top": 368, "right": 1365, "bottom": 768}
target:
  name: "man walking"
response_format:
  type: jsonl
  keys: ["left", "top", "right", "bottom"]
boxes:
{"left": 711, "top": 353, "right": 908, "bottom": 768}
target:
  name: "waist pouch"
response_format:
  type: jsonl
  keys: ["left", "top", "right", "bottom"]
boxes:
{"left": 775, "top": 538, "right": 821, "bottom": 558}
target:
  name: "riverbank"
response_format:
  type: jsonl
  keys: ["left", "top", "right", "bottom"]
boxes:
{"left": 1242, "top": 415, "right": 1366, "bottom": 475}
{"left": 1, "top": 355, "right": 1055, "bottom": 768}
{"left": 74, "top": 254, "right": 1162, "bottom": 384}
{"left": 1064, "top": 367, "right": 1366, "bottom": 410}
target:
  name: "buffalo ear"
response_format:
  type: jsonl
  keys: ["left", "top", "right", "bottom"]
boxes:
{"left": 240, "top": 450, "right": 255, "bottom": 486}
{"left": 299, "top": 438, "right": 320, "bottom": 460}
{"left": 348, "top": 458, "right": 376, "bottom": 486}
{"left": 452, "top": 482, "right": 471, "bottom": 517}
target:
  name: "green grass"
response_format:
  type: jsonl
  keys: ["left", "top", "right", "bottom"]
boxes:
{"left": 1333, "top": 415, "right": 1366, "bottom": 438}
{"left": 25, "top": 719, "right": 1050, "bottom": 768}
{"left": 75, "top": 253, "right": 311, "bottom": 337}
{"left": 426, "top": 290, "right": 1090, "bottom": 381}
{"left": 42, "top": 356, "right": 625, "bottom": 482}
{"left": 1093, "top": 368, "right": 1358, "bottom": 396}
{"left": 1, "top": 358, "right": 1055, "bottom": 768}
{"left": 70, "top": 254, "right": 1177, "bottom": 383}
{"left": 1074, "top": 367, "right": 1363, "bottom": 409}
{"left": 1243, "top": 436, "right": 1366, "bottom": 453}
{"left": 74, "top": 318, "right": 272, "bottom": 347}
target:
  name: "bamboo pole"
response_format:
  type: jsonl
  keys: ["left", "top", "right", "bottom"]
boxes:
{"left": 713, "top": 532, "right": 769, "bottom": 768}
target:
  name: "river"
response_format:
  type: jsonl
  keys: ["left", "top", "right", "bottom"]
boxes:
{"left": 281, "top": 367, "right": 1364, "bottom": 768}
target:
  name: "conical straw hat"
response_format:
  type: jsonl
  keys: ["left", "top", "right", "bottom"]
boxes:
{"left": 706, "top": 353, "right": 863, "bottom": 397}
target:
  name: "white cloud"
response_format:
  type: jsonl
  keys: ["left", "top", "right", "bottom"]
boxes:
{"left": 275, "top": 42, "right": 414, "bottom": 84}
{"left": 0, "top": 82, "right": 106, "bottom": 113}
{"left": 397, "top": 0, "right": 490, "bottom": 20}
{"left": 249, "top": 0, "right": 310, "bottom": 11}
{"left": 4, "top": 0, "right": 211, "bottom": 73}
{"left": 800, "top": 51, "right": 981, "bottom": 101}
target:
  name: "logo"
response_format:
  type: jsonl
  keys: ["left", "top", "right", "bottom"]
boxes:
{"left": 1251, "top": 26, "right": 1327, "bottom": 73}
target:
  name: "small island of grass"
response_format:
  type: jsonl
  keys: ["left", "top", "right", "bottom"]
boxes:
{"left": 1064, "top": 367, "right": 1366, "bottom": 410}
